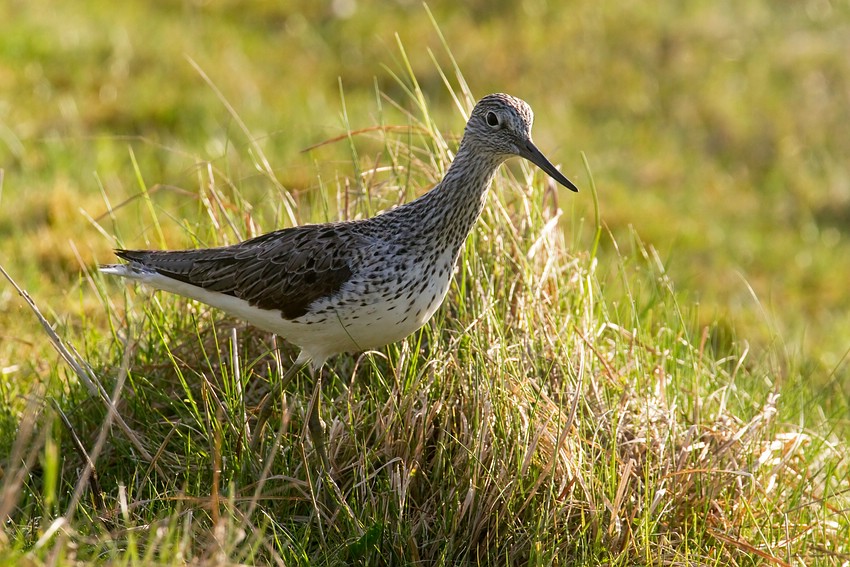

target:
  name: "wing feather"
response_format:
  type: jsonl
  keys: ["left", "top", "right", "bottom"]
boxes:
{"left": 115, "top": 224, "right": 360, "bottom": 319}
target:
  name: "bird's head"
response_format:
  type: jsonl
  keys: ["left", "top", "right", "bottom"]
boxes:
{"left": 465, "top": 93, "right": 578, "bottom": 192}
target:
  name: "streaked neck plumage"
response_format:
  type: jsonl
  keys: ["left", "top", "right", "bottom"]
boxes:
{"left": 384, "top": 137, "right": 507, "bottom": 257}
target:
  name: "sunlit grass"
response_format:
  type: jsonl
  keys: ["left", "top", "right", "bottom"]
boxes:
{"left": 2, "top": 1, "right": 850, "bottom": 564}
{"left": 1, "top": 30, "right": 849, "bottom": 563}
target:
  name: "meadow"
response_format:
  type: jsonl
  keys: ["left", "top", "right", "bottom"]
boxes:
{"left": 1, "top": 0, "right": 849, "bottom": 564}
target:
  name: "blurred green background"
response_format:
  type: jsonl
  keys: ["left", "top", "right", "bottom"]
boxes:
{"left": 1, "top": 0, "right": 848, "bottom": 403}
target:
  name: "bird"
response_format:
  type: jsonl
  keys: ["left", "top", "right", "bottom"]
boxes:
{"left": 101, "top": 93, "right": 578, "bottom": 473}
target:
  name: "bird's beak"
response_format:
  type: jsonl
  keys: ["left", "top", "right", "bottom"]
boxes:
{"left": 519, "top": 140, "right": 579, "bottom": 192}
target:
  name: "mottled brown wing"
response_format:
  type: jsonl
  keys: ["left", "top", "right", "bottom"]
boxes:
{"left": 115, "top": 224, "right": 358, "bottom": 319}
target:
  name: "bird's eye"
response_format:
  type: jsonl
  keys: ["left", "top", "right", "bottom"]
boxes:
{"left": 486, "top": 111, "right": 500, "bottom": 128}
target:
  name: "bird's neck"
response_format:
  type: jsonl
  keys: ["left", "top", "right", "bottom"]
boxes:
{"left": 406, "top": 140, "right": 505, "bottom": 253}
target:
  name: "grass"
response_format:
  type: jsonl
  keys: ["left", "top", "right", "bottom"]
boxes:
{"left": 1, "top": 1, "right": 850, "bottom": 564}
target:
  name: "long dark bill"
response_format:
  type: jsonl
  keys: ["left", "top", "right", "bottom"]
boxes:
{"left": 519, "top": 140, "right": 579, "bottom": 192}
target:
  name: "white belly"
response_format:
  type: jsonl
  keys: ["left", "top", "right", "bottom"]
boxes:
{"left": 294, "top": 257, "right": 455, "bottom": 360}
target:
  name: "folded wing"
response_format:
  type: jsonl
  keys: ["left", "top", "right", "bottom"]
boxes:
{"left": 114, "top": 224, "right": 357, "bottom": 320}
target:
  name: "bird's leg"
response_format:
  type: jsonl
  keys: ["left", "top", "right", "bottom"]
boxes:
{"left": 306, "top": 366, "right": 354, "bottom": 518}
{"left": 306, "top": 366, "right": 331, "bottom": 475}
{"left": 250, "top": 358, "right": 308, "bottom": 450}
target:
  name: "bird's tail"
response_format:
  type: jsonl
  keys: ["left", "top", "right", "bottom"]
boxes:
{"left": 99, "top": 262, "right": 154, "bottom": 280}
